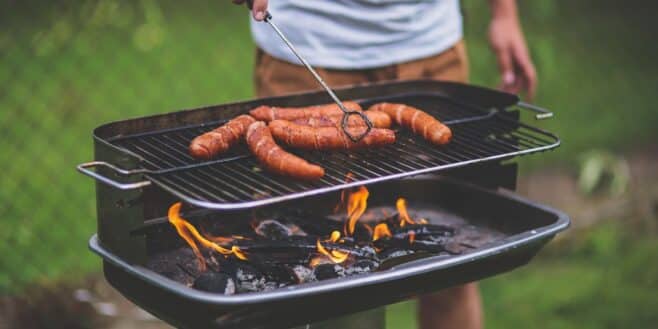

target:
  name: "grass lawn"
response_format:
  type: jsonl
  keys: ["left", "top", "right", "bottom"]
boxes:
{"left": 1, "top": 1, "right": 657, "bottom": 326}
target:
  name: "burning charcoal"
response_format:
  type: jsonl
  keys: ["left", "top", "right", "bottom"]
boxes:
{"left": 253, "top": 219, "right": 305, "bottom": 239}
{"left": 390, "top": 224, "right": 455, "bottom": 240}
{"left": 291, "top": 265, "right": 314, "bottom": 283}
{"left": 373, "top": 237, "right": 449, "bottom": 254}
{"left": 263, "top": 265, "right": 297, "bottom": 285}
{"left": 193, "top": 272, "right": 236, "bottom": 295}
{"left": 146, "top": 248, "right": 201, "bottom": 285}
{"left": 378, "top": 249, "right": 415, "bottom": 260}
{"left": 344, "top": 259, "right": 379, "bottom": 275}
{"left": 313, "top": 264, "right": 345, "bottom": 281}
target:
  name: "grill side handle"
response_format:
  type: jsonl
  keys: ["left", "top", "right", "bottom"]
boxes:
{"left": 516, "top": 101, "right": 554, "bottom": 119}
{"left": 77, "top": 161, "right": 151, "bottom": 190}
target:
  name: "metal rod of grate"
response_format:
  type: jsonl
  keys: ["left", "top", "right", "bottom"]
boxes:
{"left": 107, "top": 95, "right": 559, "bottom": 209}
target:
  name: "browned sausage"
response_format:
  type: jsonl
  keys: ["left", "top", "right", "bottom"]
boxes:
{"left": 246, "top": 121, "right": 325, "bottom": 180}
{"left": 249, "top": 101, "right": 362, "bottom": 121}
{"left": 368, "top": 103, "right": 452, "bottom": 145}
{"left": 268, "top": 120, "right": 396, "bottom": 151}
{"left": 189, "top": 114, "right": 256, "bottom": 160}
{"left": 292, "top": 110, "right": 392, "bottom": 128}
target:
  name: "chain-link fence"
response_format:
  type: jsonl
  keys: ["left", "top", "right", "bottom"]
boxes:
{"left": 0, "top": 0, "right": 256, "bottom": 293}
{"left": 1, "top": 0, "right": 657, "bottom": 297}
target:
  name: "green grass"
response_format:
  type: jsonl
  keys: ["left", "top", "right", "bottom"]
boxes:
{"left": 0, "top": 0, "right": 656, "bottom": 309}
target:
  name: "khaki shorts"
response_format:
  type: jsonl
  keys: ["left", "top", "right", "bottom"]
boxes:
{"left": 254, "top": 40, "right": 469, "bottom": 97}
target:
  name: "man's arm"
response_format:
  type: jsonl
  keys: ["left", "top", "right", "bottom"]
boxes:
{"left": 488, "top": 0, "right": 537, "bottom": 100}
{"left": 232, "top": 0, "right": 268, "bottom": 21}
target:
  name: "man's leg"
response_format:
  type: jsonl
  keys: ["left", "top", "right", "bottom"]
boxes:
{"left": 397, "top": 40, "right": 482, "bottom": 329}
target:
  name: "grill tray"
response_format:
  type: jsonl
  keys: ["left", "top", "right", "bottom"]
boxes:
{"left": 81, "top": 80, "right": 559, "bottom": 210}
{"left": 89, "top": 177, "right": 570, "bottom": 329}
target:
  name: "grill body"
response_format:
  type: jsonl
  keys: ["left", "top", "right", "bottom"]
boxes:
{"left": 82, "top": 80, "right": 569, "bottom": 328}
{"left": 90, "top": 177, "right": 568, "bottom": 329}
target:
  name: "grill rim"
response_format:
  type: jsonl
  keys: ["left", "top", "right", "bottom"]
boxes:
{"left": 89, "top": 177, "right": 570, "bottom": 305}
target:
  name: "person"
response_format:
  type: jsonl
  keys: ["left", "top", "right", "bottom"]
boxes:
{"left": 233, "top": 1, "right": 537, "bottom": 328}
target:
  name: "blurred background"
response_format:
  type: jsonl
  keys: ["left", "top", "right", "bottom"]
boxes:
{"left": 0, "top": 0, "right": 656, "bottom": 328}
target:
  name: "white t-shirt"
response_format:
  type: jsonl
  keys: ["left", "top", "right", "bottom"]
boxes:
{"left": 250, "top": 0, "right": 463, "bottom": 69}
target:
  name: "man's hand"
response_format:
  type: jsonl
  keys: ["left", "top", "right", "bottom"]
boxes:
{"left": 488, "top": 0, "right": 537, "bottom": 100}
{"left": 232, "top": 0, "right": 269, "bottom": 21}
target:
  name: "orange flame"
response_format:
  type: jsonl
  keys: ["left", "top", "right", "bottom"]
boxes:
{"left": 168, "top": 203, "right": 248, "bottom": 271}
{"left": 344, "top": 186, "right": 369, "bottom": 236}
{"left": 396, "top": 198, "right": 419, "bottom": 227}
{"left": 372, "top": 223, "right": 392, "bottom": 241}
{"left": 315, "top": 230, "right": 349, "bottom": 265}
{"left": 334, "top": 173, "right": 355, "bottom": 213}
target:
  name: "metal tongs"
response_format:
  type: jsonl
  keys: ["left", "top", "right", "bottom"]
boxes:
{"left": 245, "top": 1, "right": 373, "bottom": 142}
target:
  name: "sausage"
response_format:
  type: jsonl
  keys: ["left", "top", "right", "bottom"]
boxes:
{"left": 249, "top": 101, "right": 363, "bottom": 121}
{"left": 246, "top": 121, "right": 325, "bottom": 180}
{"left": 189, "top": 114, "right": 256, "bottom": 160}
{"left": 268, "top": 120, "right": 396, "bottom": 151}
{"left": 368, "top": 103, "right": 452, "bottom": 145}
{"left": 292, "top": 110, "right": 392, "bottom": 128}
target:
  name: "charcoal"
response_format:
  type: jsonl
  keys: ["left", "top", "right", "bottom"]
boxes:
{"left": 344, "top": 260, "right": 378, "bottom": 275}
{"left": 253, "top": 219, "right": 305, "bottom": 239}
{"left": 379, "top": 249, "right": 414, "bottom": 260}
{"left": 193, "top": 272, "right": 236, "bottom": 295}
{"left": 258, "top": 264, "right": 298, "bottom": 285}
{"left": 390, "top": 224, "right": 455, "bottom": 239}
{"left": 373, "top": 234, "right": 449, "bottom": 254}
{"left": 291, "top": 265, "right": 314, "bottom": 283}
{"left": 313, "top": 264, "right": 346, "bottom": 280}
{"left": 236, "top": 236, "right": 376, "bottom": 261}
{"left": 146, "top": 248, "right": 200, "bottom": 285}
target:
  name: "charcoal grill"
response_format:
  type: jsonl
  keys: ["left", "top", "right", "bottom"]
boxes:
{"left": 77, "top": 80, "right": 569, "bottom": 329}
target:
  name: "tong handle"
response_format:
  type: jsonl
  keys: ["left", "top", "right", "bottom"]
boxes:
{"left": 517, "top": 101, "right": 554, "bottom": 120}
{"left": 77, "top": 161, "right": 151, "bottom": 190}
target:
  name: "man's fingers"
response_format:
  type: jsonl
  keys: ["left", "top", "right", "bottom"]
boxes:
{"left": 495, "top": 47, "right": 516, "bottom": 92}
{"left": 252, "top": 0, "right": 268, "bottom": 21}
{"left": 512, "top": 46, "right": 537, "bottom": 100}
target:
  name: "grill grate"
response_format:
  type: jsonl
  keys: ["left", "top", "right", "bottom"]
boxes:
{"left": 109, "top": 94, "right": 559, "bottom": 209}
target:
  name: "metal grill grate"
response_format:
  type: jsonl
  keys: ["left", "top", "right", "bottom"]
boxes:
{"left": 108, "top": 94, "right": 559, "bottom": 209}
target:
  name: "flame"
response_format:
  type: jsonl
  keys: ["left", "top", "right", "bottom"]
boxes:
{"left": 315, "top": 230, "right": 349, "bottom": 265}
{"left": 344, "top": 186, "right": 369, "bottom": 236}
{"left": 396, "top": 198, "right": 419, "bottom": 227}
{"left": 334, "top": 173, "right": 355, "bottom": 213}
{"left": 168, "top": 203, "right": 248, "bottom": 271}
{"left": 372, "top": 223, "right": 392, "bottom": 241}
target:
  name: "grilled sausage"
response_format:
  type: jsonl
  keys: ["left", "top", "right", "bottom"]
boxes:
{"left": 249, "top": 101, "right": 363, "bottom": 121}
{"left": 292, "top": 110, "right": 392, "bottom": 128}
{"left": 368, "top": 102, "right": 452, "bottom": 145}
{"left": 268, "top": 120, "right": 396, "bottom": 151}
{"left": 189, "top": 114, "right": 256, "bottom": 160}
{"left": 246, "top": 121, "right": 325, "bottom": 180}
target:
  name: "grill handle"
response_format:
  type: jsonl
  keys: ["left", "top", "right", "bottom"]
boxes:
{"left": 517, "top": 101, "right": 554, "bottom": 119}
{"left": 77, "top": 161, "right": 151, "bottom": 190}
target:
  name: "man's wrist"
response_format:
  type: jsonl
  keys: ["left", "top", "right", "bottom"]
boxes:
{"left": 489, "top": 0, "right": 519, "bottom": 22}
